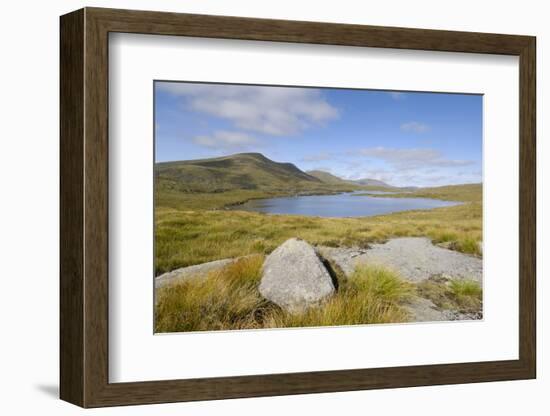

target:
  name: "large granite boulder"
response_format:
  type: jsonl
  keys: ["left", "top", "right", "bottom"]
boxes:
{"left": 259, "top": 238, "right": 335, "bottom": 313}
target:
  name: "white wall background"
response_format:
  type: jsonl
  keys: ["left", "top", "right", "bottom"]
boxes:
{"left": 0, "top": 0, "right": 545, "bottom": 414}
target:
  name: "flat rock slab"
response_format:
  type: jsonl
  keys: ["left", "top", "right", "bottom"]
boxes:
{"left": 260, "top": 238, "right": 335, "bottom": 313}
{"left": 155, "top": 258, "right": 235, "bottom": 289}
{"left": 405, "top": 297, "right": 449, "bottom": 322}
{"left": 319, "top": 237, "right": 482, "bottom": 282}
{"left": 405, "top": 297, "right": 481, "bottom": 322}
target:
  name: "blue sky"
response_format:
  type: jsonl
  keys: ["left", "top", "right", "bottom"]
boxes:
{"left": 155, "top": 81, "right": 482, "bottom": 187}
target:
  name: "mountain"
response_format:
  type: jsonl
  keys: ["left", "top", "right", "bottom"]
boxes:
{"left": 306, "top": 170, "right": 356, "bottom": 186}
{"left": 308, "top": 170, "right": 395, "bottom": 189}
{"left": 156, "top": 153, "right": 330, "bottom": 193}
{"left": 352, "top": 178, "right": 394, "bottom": 188}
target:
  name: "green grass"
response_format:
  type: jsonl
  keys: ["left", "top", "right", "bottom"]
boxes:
{"left": 155, "top": 259, "right": 415, "bottom": 333}
{"left": 417, "top": 276, "right": 482, "bottom": 314}
{"left": 155, "top": 201, "right": 482, "bottom": 275}
{"left": 154, "top": 155, "right": 483, "bottom": 331}
{"left": 155, "top": 255, "right": 270, "bottom": 332}
{"left": 154, "top": 155, "right": 483, "bottom": 274}
{"left": 357, "top": 183, "right": 482, "bottom": 203}
{"left": 448, "top": 279, "right": 483, "bottom": 312}
{"left": 156, "top": 188, "right": 282, "bottom": 211}
{"left": 267, "top": 265, "right": 414, "bottom": 328}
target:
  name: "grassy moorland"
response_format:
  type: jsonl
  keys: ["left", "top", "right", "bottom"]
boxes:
{"left": 417, "top": 276, "right": 482, "bottom": 315}
{"left": 354, "top": 183, "right": 482, "bottom": 202}
{"left": 155, "top": 182, "right": 482, "bottom": 275}
{"left": 155, "top": 255, "right": 481, "bottom": 332}
{"left": 155, "top": 256, "right": 414, "bottom": 332}
{"left": 154, "top": 153, "right": 482, "bottom": 332}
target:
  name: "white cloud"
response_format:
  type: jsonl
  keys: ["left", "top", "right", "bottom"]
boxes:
{"left": 192, "top": 130, "right": 258, "bottom": 149}
{"left": 342, "top": 166, "right": 480, "bottom": 188}
{"left": 400, "top": 121, "right": 430, "bottom": 133}
{"left": 157, "top": 82, "right": 339, "bottom": 136}
{"left": 337, "top": 146, "right": 480, "bottom": 187}
{"left": 357, "top": 146, "right": 473, "bottom": 170}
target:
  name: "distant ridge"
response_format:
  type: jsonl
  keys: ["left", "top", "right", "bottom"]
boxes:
{"left": 352, "top": 178, "right": 394, "bottom": 188}
{"left": 156, "top": 153, "right": 326, "bottom": 193}
{"left": 308, "top": 169, "right": 394, "bottom": 189}
{"left": 156, "top": 153, "right": 420, "bottom": 195}
{"left": 306, "top": 170, "right": 356, "bottom": 186}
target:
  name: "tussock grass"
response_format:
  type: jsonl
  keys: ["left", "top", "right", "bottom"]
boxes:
{"left": 155, "top": 183, "right": 482, "bottom": 274}
{"left": 155, "top": 255, "right": 270, "bottom": 332}
{"left": 431, "top": 230, "right": 480, "bottom": 256}
{"left": 448, "top": 279, "right": 482, "bottom": 312}
{"left": 267, "top": 265, "right": 414, "bottom": 328}
{"left": 453, "top": 238, "right": 480, "bottom": 255}
{"left": 155, "top": 202, "right": 482, "bottom": 274}
{"left": 155, "top": 262, "right": 414, "bottom": 333}
{"left": 417, "top": 277, "right": 482, "bottom": 314}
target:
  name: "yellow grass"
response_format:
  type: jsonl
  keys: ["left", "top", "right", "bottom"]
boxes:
{"left": 417, "top": 277, "right": 482, "bottom": 314}
{"left": 155, "top": 258, "right": 415, "bottom": 333}
{"left": 155, "top": 255, "right": 270, "bottom": 332}
{"left": 155, "top": 201, "right": 481, "bottom": 274}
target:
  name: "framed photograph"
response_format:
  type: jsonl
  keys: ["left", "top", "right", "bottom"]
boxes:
{"left": 60, "top": 7, "right": 536, "bottom": 408}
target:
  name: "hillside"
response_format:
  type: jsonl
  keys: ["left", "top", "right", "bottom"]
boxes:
{"left": 392, "top": 183, "right": 482, "bottom": 202}
{"left": 358, "top": 183, "right": 482, "bottom": 203}
{"left": 308, "top": 169, "right": 397, "bottom": 190}
{"left": 352, "top": 178, "right": 393, "bottom": 188}
{"left": 306, "top": 170, "right": 356, "bottom": 186}
{"left": 156, "top": 153, "right": 358, "bottom": 194}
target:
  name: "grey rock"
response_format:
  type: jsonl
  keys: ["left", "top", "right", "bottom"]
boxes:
{"left": 319, "top": 237, "right": 482, "bottom": 283}
{"left": 316, "top": 246, "right": 368, "bottom": 276}
{"left": 259, "top": 238, "right": 335, "bottom": 313}
{"left": 405, "top": 297, "right": 482, "bottom": 322}
{"left": 442, "top": 310, "right": 483, "bottom": 321}
{"left": 155, "top": 258, "right": 235, "bottom": 289}
{"left": 405, "top": 297, "right": 449, "bottom": 322}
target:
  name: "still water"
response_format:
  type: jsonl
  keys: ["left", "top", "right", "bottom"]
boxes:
{"left": 230, "top": 192, "right": 460, "bottom": 218}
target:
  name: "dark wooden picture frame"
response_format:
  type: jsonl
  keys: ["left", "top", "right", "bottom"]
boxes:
{"left": 60, "top": 7, "right": 536, "bottom": 408}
